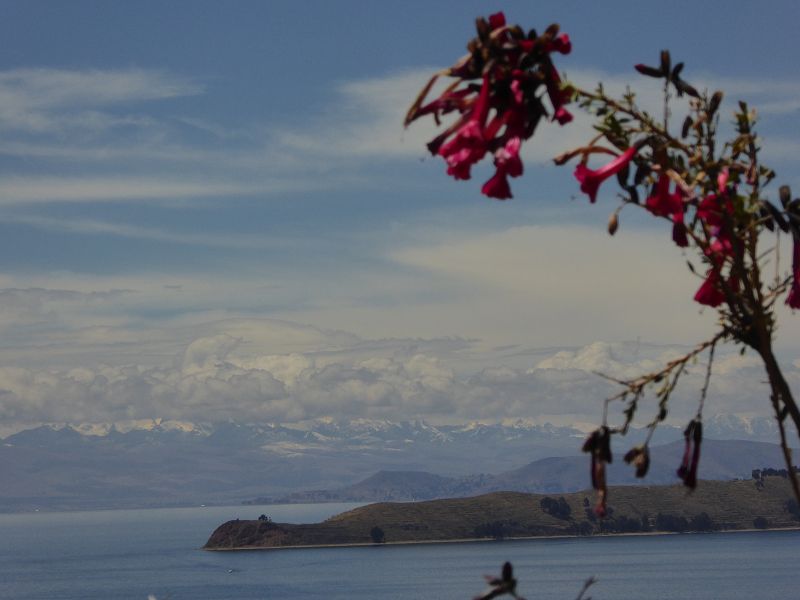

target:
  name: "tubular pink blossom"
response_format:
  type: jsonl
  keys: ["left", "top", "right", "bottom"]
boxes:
{"left": 672, "top": 213, "right": 689, "bottom": 248}
{"left": 482, "top": 138, "right": 523, "bottom": 200}
{"left": 481, "top": 171, "right": 512, "bottom": 199}
{"left": 554, "top": 106, "right": 573, "bottom": 125}
{"left": 488, "top": 12, "right": 506, "bottom": 30}
{"left": 437, "top": 75, "right": 492, "bottom": 181}
{"left": 645, "top": 173, "right": 683, "bottom": 217}
{"left": 545, "top": 66, "right": 573, "bottom": 126}
{"left": 573, "top": 147, "right": 637, "bottom": 203}
{"left": 694, "top": 269, "right": 725, "bottom": 307}
{"left": 445, "top": 147, "right": 483, "bottom": 180}
{"left": 510, "top": 79, "right": 524, "bottom": 104}
{"left": 697, "top": 193, "right": 733, "bottom": 228}
{"left": 717, "top": 168, "right": 729, "bottom": 193}
{"left": 546, "top": 33, "right": 572, "bottom": 55}
{"left": 494, "top": 137, "right": 523, "bottom": 177}
{"left": 788, "top": 282, "right": 800, "bottom": 309}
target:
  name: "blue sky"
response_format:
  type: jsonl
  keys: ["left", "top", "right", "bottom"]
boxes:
{"left": 0, "top": 1, "right": 799, "bottom": 429}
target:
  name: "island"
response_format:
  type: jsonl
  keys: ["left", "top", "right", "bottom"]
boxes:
{"left": 204, "top": 476, "right": 799, "bottom": 550}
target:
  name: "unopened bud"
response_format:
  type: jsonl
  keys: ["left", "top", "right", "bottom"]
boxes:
{"left": 708, "top": 91, "right": 723, "bottom": 116}
{"left": 624, "top": 445, "right": 650, "bottom": 478}
{"left": 780, "top": 185, "right": 791, "bottom": 208}
{"left": 607, "top": 212, "right": 619, "bottom": 236}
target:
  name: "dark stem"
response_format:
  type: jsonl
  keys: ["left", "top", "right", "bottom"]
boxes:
{"left": 755, "top": 339, "right": 800, "bottom": 503}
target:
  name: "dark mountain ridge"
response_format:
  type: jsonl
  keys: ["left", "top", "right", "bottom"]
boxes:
{"left": 263, "top": 438, "right": 796, "bottom": 504}
{"left": 0, "top": 417, "right": 788, "bottom": 512}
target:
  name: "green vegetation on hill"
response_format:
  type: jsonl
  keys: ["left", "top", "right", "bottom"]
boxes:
{"left": 205, "top": 476, "right": 798, "bottom": 550}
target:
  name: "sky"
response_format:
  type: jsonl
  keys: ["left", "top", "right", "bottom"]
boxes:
{"left": 1, "top": 0, "right": 800, "bottom": 430}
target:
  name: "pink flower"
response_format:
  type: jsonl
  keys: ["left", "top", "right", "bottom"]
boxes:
{"left": 554, "top": 106, "right": 573, "bottom": 125}
{"left": 481, "top": 171, "right": 511, "bottom": 199}
{"left": 706, "top": 236, "right": 733, "bottom": 259}
{"left": 437, "top": 76, "right": 492, "bottom": 180}
{"left": 697, "top": 193, "right": 733, "bottom": 228}
{"left": 694, "top": 269, "right": 725, "bottom": 307}
{"left": 717, "top": 168, "right": 729, "bottom": 193}
{"left": 488, "top": 12, "right": 506, "bottom": 30}
{"left": 672, "top": 213, "right": 689, "bottom": 247}
{"left": 494, "top": 137, "right": 523, "bottom": 177}
{"left": 510, "top": 79, "right": 524, "bottom": 105}
{"left": 408, "top": 14, "right": 573, "bottom": 198}
{"left": 546, "top": 33, "right": 572, "bottom": 55}
{"left": 645, "top": 173, "right": 683, "bottom": 217}
{"left": 545, "top": 67, "right": 573, "bottom": 127}
{"left": 573, "top": 147, "right": 637, "bottom": 203}
{"left": 788, "top": 282, "right": 800, "bottom": 309}
{"left": 645, "top": 173, "right": 690, "bottom": 247}
{"left": 694, "top": 268, "right": 738, "bottom": 308}
{"left": 482, "top": 137, "right": 523, "bottom": 200}
{"left": 445, "top": 146, "right": 484, "bottom": 180}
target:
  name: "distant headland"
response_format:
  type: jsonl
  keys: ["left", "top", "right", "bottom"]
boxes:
{"left": 204, "top": 476, "right": 799, "bottom": 550}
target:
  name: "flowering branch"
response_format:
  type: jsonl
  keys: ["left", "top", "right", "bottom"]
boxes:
{"left": 406, "top": 12, "right": 800, "bottom": 507}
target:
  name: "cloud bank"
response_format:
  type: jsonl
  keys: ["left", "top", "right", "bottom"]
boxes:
{"left": 1, "top": 320, "right": 797, "bottom": 428}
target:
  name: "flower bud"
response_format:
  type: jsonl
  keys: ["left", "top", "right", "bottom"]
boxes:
{"left": 780, "top": 185, "right": 791, "bottom": 209}
{"left": 708, "top": 91, "right": 723, "bottom": 116}
{"left": 624, "top": 445, "right": 650, "bottom": 478}
{"left": 607, "top": 212, "right": 619, "bottom": 236}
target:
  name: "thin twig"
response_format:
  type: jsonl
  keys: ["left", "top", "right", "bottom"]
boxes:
{"left": 772, "top": 394, "right": 800, "bottom": 503}
{"left": 696, "top": 340, "right": 717, "bottom": 418}
{"left": 574, "top": 576, "right": 598, "bottom": 600}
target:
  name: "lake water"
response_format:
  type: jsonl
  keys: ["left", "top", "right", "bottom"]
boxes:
{"left": 1, "top": 503, "right": 798, "bottom": 599}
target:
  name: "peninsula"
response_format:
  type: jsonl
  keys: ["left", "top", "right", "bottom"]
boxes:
{"left": 204, "top": 476, "right": 799, "bottom": 550}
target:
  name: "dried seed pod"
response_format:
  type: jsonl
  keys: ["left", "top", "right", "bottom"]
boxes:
{"left": 634, "top": 63, "right": 663, "bottom": 78}
{"left": 673, "top": 77, "right": 699, "bottom": 98}
{"left": 608, "top": 211, "right": 619, "bottom": 236}
{"left": 660, "top": 50, "right": 671, "bottom": 75}
{"left": 708, "top": 91, "right": 724, "bottom": 116}
{"left": 677, "top": 419, "right": 703, "bottom": 489}
{"left": 681, "top": 115, "right": 693, "bottom": 138}
{"left": 779, "top": 185, "right": 792, "bottom": 208}
{"left": 762, "top": 200, "right": 789, "bottom": 232}
{"left": 624, "top": 445, "right": 651, "bottom": 478}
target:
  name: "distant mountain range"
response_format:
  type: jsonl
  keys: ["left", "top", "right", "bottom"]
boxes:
{"left": 266, "top": 438, "right": 794, "bottom": 503}
{"left": 0, "top": 415, "right": 787, "bottom": 511}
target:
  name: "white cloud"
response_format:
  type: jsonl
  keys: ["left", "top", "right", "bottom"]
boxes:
{"left": 533, "top": 341, "right": 673, "bottom": 379}
{"left": 275, "top": 68, "right": 441, "bottom": 159}
{"left": 0, "top": 214, "right": 280, "bottom": 248}
{"left": 0, "top": 332, "right": 795, "bottom": 427}
{"left": 1, "top": 215, "right": 797, "bottom": 373}
{"left": 0, "top": 68, "right": 201, "bottom": 133}
{"left": 389, "top": 224, "right": 707, "bottom": 345}
{"left": 0, "top": 176, "right": 260, "bottom": 204}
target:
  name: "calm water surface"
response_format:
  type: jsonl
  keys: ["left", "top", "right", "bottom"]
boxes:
{"left": 1, "top": 503, "right": 798, "bottom": 599}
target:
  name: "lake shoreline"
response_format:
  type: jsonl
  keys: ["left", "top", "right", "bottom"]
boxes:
{"left": 204, "top": 480, "right": 800, "bottom": 551}
{"left": 204, "top": 525, "right": 800, "bottom": 552}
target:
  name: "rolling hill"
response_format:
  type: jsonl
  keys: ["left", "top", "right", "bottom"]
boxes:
{"left": 206, "top": 476, "right": 800, "bottom": 549}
